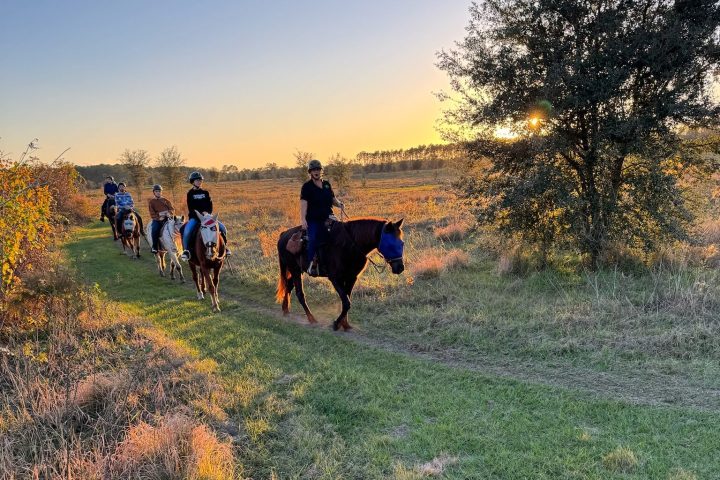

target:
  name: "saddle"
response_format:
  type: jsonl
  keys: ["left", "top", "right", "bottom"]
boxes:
{"left": 286, "top": 218, "right": 343, "bottom": 276}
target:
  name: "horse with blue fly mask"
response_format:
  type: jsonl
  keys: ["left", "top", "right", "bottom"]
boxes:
{"left": 276, "top": 217, "right": 405, "bottom": 331}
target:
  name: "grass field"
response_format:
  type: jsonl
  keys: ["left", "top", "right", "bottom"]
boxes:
{"left": 71, "top": 170, "right": 720, "bottom": 478}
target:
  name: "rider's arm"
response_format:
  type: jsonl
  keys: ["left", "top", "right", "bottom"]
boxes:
{"left": 300, "top": 200, "right": 308, "bottom": 228}
{"left": 332, "top": 197, "right": 344, "bottom": 208}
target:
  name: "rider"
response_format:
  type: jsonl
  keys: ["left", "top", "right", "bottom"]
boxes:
{"left": 301, "top": 159, "right": 344, "bottom": 276}
{"left": 100, "top": 176, "right": 118, "bottom": 222}
{"left": 148, "top": 184, "right": 176, "bottom": 254}
{"left": 180, "top": 171, "right": 230, "bottom": 260}
{"left": 114, "top": 182, "right": 145, "bottom": 238}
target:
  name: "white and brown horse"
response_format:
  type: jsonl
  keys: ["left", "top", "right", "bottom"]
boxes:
{"left": 117, "top": 208, "right": 141, "bottom": 258}
{"left": 147, "top": 215, "right": 185, "bottom": 281}
{"left": 189, "top": 211, "right": 225, "bottom": 312}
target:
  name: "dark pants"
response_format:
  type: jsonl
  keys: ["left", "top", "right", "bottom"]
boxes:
{"left": 151, "top": 219, "right": 165, "bottom": 250}
{"left": 101, "top": 198, "right": 109, "bottom": 217}
{"left": 306, "top": 219, "right": 328, "bottom": 263}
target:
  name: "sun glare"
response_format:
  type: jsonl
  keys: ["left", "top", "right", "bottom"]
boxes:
{"left": 528, "top": 116, "right": 541, "bottom": 128}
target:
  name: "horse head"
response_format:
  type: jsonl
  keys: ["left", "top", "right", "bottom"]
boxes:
{"left": 168, "top": 215, "right": 184, "bottom": 235}
{"left": 195, "top": 210, "right": 221, "bottom": 260}
{"left": 122, "top": 209, "right": 136, "bottom": 237}
{"left": 378, "top": 218, "right": 405, "bottom": 274}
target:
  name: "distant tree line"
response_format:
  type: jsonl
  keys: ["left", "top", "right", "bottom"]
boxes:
{"left": 76, "top": 143, "right": 465, "bottom": 189}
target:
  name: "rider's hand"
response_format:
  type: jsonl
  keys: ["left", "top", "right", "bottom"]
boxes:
{"left": 338, "top": 201, "right": 345, "bottom": 209}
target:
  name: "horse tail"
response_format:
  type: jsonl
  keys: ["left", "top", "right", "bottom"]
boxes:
{"left": 276, "top": 254, "right": 291, "bottom": 304}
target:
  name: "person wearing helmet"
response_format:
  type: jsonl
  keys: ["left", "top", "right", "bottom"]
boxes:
{"left": 114, "top": 182, "right": 145, "bottom": 239}
{"left": 148, "top": 184, "right": 176, "bottom": 254}
{"left": 180, "top": 171, "right": 229, "bottom": 260}
{"left": 301, "top": 160, "right": 344, "bottom": 276}
{"left": 100, "top": 175, "right": 118, "bottom": 222}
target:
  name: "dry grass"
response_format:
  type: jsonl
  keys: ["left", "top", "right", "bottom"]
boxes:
{"left": 496, "top": 244, "right": 533, "bottom": 275}
{"left": 602, "top": 446, "right": 638, "bottom": 473}
{"left": 0, "top": 261, "right": 239, "bottom": 479}
{"left": 410, "top": 248, "right": 469, "bottom": 279}
{"left": 108, "top": 413, "right": 234, "bottom": 480}
{"left": 434, "top": 221, "right": 471, "bottom": 241}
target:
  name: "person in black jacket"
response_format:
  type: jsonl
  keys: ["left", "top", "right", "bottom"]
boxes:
{"left": 301, "top": 159, "right": 344, "bottom": 276}
{"left": 180, "top": 171, "right": 229, "bottom": 260}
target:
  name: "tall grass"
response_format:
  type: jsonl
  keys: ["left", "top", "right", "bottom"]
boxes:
{"left": 0, "top": 256, "right": 240, "bottom": 478}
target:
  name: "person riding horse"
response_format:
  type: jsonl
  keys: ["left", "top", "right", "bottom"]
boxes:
{"left": 180, "top": 171, "right": 230, "bottom": 261}
{"left": 100, "top": 176, "right": 118, "bottom": 222}
{"left": 301, "top": 159, "right": 344, "bottom": 276}
{"left": 114, "top": 182, "right": 145, "bottom": 238}
{"left": 147, "top": 184, "right": 175, "bottom": 254}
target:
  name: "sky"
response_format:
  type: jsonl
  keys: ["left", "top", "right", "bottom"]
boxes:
{"left": 0, "top": 0, "right": 471, "bottom": 168}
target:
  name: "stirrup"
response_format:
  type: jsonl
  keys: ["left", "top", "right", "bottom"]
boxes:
{"left": 307, "top": 261, "right": 319, "bottom": 276}
{"left": 180, "top": 250, "right": 190, "bottom": 261}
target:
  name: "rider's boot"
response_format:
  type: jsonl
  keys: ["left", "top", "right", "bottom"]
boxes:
{"left": 307, "top": 257, "right": 319, "bottom": 276}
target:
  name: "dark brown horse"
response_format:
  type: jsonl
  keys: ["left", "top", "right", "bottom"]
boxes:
{"left": 104, "top": 197, "right": 118, "bottom": 240}
{"left": 118, "top": 208, "right": 141, "bottom": 258}
{"left": 276, "top": 217, "right": 405, "bottom": 331}
{"left": 188, "top": 211, "right": 225, "bottom": 312}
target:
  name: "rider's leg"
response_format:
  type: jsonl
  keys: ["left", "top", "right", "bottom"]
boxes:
{"left": 218, "top": 221, "right": 231, "bottom": 255}
{"left": 100, "top": 198, "right": 108, "bottom": 221}
{"left": 306, "top": 221, "right": 320, "bottom": 275}
{"left": 151, "top": 220, "right": 162, "bottom": 252}
{"left": 181, "top": 218, "right": 197, "bottom": 259}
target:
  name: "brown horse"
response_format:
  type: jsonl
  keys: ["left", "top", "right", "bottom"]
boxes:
{"left": 104, "top": 197, "right": 118, "bottom": 240}
{"left": 276, "top": 217, "right": 405, "bottom": 331}
{"left": 118, "top": 208, "right": 141, "bottom": 258}
{"left": 188, "top": 211, "right": 225, "bottom": 312}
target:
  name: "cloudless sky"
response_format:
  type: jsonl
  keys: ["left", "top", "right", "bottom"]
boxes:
{"left": 1, "top": 0, "right": 471, "bottom": 168}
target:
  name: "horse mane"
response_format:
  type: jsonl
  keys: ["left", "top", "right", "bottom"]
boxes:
{"left": 341, "top": 217, "right": 387, "bottom": 250}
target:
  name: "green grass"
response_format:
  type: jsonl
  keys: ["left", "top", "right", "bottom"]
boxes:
{"left": 66, "top": 223, "right": 720, "bottom": 478}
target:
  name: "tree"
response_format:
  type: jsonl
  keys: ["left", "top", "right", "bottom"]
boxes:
{"left": 206, "top": 167, "right": 222, "bottom": 184}
{"left": 438, "top": 0, "right": 720, "bottom": 266}
{"left": 155, "top": 145, "right": 185, "bottom": 199}
{"left": 155, "top": 146, "right": 186, "bottom": 202}
{"left": 293, "top": 150, "right": 315, "bottom": 183}
{"left": 118, "top": 149, "right": 150, "bottom": 199}
{"left": 326, "top": 153, "right": 352, "bottom": 195}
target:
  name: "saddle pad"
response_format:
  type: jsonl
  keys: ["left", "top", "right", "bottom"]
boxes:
{"left": 286, "top": 231, "right": 303, "bottom": 254}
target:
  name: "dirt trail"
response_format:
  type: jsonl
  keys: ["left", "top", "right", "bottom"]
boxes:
{"left": 137, "top": 247, "right": 720, "bottom": 412}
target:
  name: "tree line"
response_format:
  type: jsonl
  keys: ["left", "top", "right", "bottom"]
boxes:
{"left": 75, "top": 142, "right": 463, "bottom": 190}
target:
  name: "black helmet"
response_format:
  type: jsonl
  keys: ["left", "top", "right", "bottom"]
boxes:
{"left": 106, "top": 176, "right": 115, "bottom": 181}
{"left": 152, "top": 184, "right": 163, "bottom": 192}
{"left": 118, "top": 181, "right": 126, "bottom": 187}
{"left": 307, "top": 159, "right": 323, "bottom": 172}
{"left": 188, "top": 171, "right": 204, "bottom": 183}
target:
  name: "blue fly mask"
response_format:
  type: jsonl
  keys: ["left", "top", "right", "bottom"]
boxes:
{"left": 377, "top": 219, "right": 405, "bottom": 274}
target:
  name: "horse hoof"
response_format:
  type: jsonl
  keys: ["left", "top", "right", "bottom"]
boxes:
{"left": 342, "top": 324, "right": 353, "bottom": 332}
{"left": 332, "top": 321, "right": 340, "bottom": 331}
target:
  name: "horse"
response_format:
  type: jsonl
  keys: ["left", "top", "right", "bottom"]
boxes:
{"left": 188, "top": 211, "right": 226, "bottom": 312}
{"left": 276, "top": 217, "right": 405, "bottom": 331}
{"left": 147, "top": 215, "right": 185, "bottom": 281}
{"left": 118, "top": 208, "right": 141, "bottom": 258}
{"left": 104, "top": 197, "right": 118, "bottom": 240}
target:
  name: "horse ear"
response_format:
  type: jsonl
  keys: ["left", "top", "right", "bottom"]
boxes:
{"left": 395, "top": 218, "right": 404, "bottom": 229}
{"left": 213, "top": 213, "right": 218, "bottom": 222}
{"left": 180, "top": 215, "right": 185, "bottom": 223}
{"left": 194, "top": 209, "right": 202, "bottom": 219}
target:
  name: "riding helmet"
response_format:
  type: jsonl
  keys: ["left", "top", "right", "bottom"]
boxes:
{"left": 188, "top": 171, "right": 204, "bottom": 183}
{"left": 118, "top": 182, "right": 126, "bottom": 187}
{"left": 152, "top": 184, "right": 163, "bottom": 191}
{"left": 307, "top": 159, "right": 323, "bottom": 172}
{"left": 106, "top": 176, "right": 115, "bottom": 181}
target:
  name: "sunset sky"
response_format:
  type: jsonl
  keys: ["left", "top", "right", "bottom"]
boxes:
{"left": 1, "top": 1, "right": 470, "bottom": 168}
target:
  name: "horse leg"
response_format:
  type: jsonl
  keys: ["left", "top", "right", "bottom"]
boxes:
{"left": 175, "top": 254, "right": 185, "bottom": 282}
{"left": 338, "top": 277, "right": 357, "bottom": 331}
{"left": 203, "top": 267, "right": 218, "bottom": 312}
{"left": 135, "top": 235, "right": 141, "bottom": 258}
{"left": 212, "top": 266, "right": 221, "bottom": 312}
{"left": 156, "top": 252, "right": 165, "bottom": 276}
{"left": 329, "top": 277, "right": 352, "bottom": 331}
{"left": 190, "top": 263, "right": 204, "bottom": 300}
{"left": 281, "top": 274, "right": 294, "bottom": 314}
{"left": 292, "top": 270, "right": 316, "bottom": 323}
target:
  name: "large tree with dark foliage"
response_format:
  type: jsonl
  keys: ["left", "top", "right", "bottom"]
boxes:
{"left": 438, "top": 0, "right": 720, "bottom": 265}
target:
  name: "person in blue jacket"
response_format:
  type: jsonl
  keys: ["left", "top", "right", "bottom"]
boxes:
{"left": 100, "top": 176, "right": 118, "bottom": 222}
{"left": 180, "top": 171, "right": 230, "bottom": 260}
{"left": 114, "top": 182, "right": 145, "bottom": 238}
